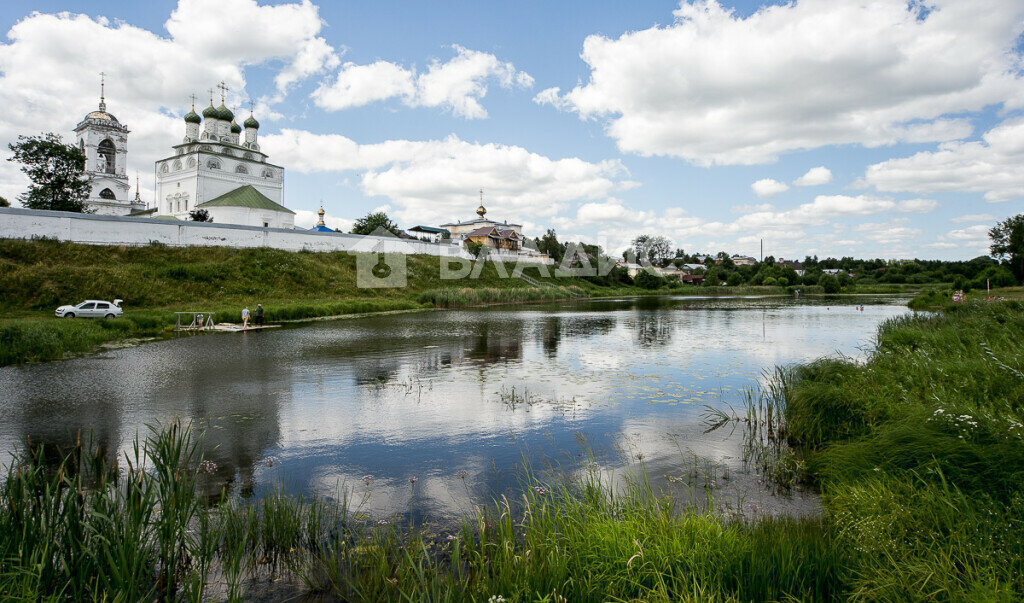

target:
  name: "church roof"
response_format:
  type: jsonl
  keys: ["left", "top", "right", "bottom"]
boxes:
{"left": 197, "top": 185, "right": 294, "bottom": 214}
{"left": 216, "top": 104, "right": 234, "bottom": 121}
{"left": 309, "top": 224, "right": 334, "bottom": 232}
{"left": 85, "top": 111, "right": 120, "bottom": 124}
{"left": 202, "top": 104, "right": 219, "bottom": 119}
{"left": 184, "top": 109, "right": 202, "bottom": 124}
{"left": 438, "top": 217, "right": 523, "bottom": 228}
{"left": 243, "top": 114, "right": 260, "bottom": 129}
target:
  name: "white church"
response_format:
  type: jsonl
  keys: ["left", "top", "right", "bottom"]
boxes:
{"left": 77, "top": 83, "right": 295, "bottom": 228}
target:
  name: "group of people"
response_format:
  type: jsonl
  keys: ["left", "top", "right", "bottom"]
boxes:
{"left": 241, "top": 304, "right": 264, "bottom": 328}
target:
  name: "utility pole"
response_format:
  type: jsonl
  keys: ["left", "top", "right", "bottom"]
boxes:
{"left": 760, "top": 238, "right": 763, "bottom": 263}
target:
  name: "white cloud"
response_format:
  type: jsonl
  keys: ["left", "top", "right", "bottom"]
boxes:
{"left": 313, "top": 45, "right": 533, "bottom": 119}
{"left": 894, "top": 198, "right": 938, "bottom": 213}
{"left": 864, "top": 117, "right": 1024, "bottom": 203}
{"left": 539, "top": 0, "right": 1024, "bottom": 165}
{"left": 947, "top": 224, "right": 990, "bottom": 243}
{"left": 750, "top": 178, "right": 789, "bottom": 198}
{"left": 951, "top": 213, "right": 996, "bottom": 224}
{"left": 312, "top": 61, "right": 415, "bottom": 110}
{"left": 793, "top": 166, "right": 833, "bottom": 186}
{"left": 855, "top": 219, "right": 922, "bottom": 246}
{"left": 262, "top": 130, "right": 626, "bottom": 226}
{"left": 0, "top": 1, "right": 333, "bottom": 201}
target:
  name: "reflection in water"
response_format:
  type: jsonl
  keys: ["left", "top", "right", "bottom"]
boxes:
{"left": 0, "top": 296, "right": 909, "bottom": 522}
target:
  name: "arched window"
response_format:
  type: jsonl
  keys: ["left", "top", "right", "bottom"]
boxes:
{"left": 187, "top": 157, "right": 197, "bottom": 168}
{"left": 97, "top": 139, "right": 116, "bottom": 174}
{"left": 243, "top": 152, "right": 254, "bottom": 160}
{"left": 235, "top": 165, "right": 248, "bottom": 174}
{"left": 99, "top": 188, "right": 115, "bottom": 200}
{"left": 172, "top": 160, "right": 182, "bottom": 171}
{"left": 160, "top": 163, "right": 169, "bottom": 174}
{"left": 206, "top": 160, "right": 221, "bottom": 170}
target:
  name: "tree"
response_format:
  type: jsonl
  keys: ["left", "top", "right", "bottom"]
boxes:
{"left": 989, "top": 214, "right": 1024, "bottom": 282}
{"left": 818, "top": 274, "right": 840, "bottom": 293}
{"left": 188, "top": 208, "right": 212, "bottom": 222}
{"left": 632, "top": 234, "right": 672, "bottom": 266}
{"left": 465, "top": 240, "right": 485, "bottom": 258}
{"left": 726, "top": 272, "right": 743, "bottom": 286}
{"left": 350, "top": 211, "right": 400, "bottom": 236}
{"left": 0, "top": 196, "right": 9, "bottom": 207}
{"left": 633, "top": 270, "right": 664, "bottom": 290}
{"left": 8, "top": 133, "right": 91, "bottom": 212}
{"left": 537, "top": 229, "right": 564, "bottom": 262}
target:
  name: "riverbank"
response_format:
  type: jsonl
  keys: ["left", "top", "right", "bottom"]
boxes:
{"left": 1, "top": 239, "right": 934, "bottom": 367}
{"left": 2, "top": 300, "right": 1019, "bottom": 600}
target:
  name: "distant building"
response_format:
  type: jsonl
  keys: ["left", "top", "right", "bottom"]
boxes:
{"left": 731, "top": 254, "right": 758, "bottom": 266}
{"left": 408, "top": 225, "right": 450, "bottom": 242}
{"left": 778, "top": 259, "right": 805, "bottom": 276}
{"left": 309, "top": 206, "right": 334, "bottom": 232}
{"left": 438, "top": 192, "right": 523, "bottom": 238}
{"left": 464, "top": 226, "right": 521, "bottom": 252}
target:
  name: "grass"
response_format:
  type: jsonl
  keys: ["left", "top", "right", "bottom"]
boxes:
{"left": 780, "top": 300, "right": 1024, "bottom": 599}
{"left": 0, "top": 422, "right": 844, "bottom": 601}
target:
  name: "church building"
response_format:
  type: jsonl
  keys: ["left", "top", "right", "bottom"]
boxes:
{"left": 74, "top": 80, "right": 145, "bottom": 215}
{"left": 151, "top": 86, "right": 294, "bottom": 228}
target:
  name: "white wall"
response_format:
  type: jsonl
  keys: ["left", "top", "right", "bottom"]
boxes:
{"left": 0, "top": 207, "right": 472, "bottom": 257}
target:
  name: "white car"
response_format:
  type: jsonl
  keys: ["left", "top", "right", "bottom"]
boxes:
{"left": 55, "top": 299, "right": 123, "bottom": 319}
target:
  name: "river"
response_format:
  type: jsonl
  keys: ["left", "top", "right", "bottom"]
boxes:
{"left": 0, "top": 295, "right": 909, "bottom": 523}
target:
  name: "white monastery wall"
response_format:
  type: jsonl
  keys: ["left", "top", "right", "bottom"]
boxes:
{"left": 0, "top": 207, "right": 478, "bottom": 258}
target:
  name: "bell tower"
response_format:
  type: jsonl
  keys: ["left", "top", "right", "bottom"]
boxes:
{"left": 73, "top": 73, "right": 142, "bottom": 215}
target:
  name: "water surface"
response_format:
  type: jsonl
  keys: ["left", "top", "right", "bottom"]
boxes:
{"left": 0, "top": 295, "right": 909, "bottom": 521}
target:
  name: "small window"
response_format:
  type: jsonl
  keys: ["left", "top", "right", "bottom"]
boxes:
{"left": 263, "top": 222, "right": 269, "bottom": 228}
{"left": 243, "top": 152, "right": 254, "bottom": 160}
{"left": 99, "top": 188, "right": 115, "bottom": 200}
{"left": 235, "top": 165, "right": 248, "bottom": 174}
{"left": 206, "top": 160, "right": 220, "bottom": 170}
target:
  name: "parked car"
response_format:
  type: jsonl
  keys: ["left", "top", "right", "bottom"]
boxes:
{"left": 55, "top": 299, "right": 123, "bottom": 319}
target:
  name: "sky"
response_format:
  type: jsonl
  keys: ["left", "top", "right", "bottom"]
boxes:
{"left": 0, "top": 0, "right": 1021, "bottom": 260}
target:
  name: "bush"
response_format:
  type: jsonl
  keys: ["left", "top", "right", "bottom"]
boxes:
{"left": 633, "top": 270, "right": 665, "bottom": 290}
{"left": 818, "top": 274, "right": 840, "bottom": 293}
{"left": 762, "top": 276, "right": 778, "bottom": 286}
{"left": 726, "top": 272, "right": 743, "bottom": 286}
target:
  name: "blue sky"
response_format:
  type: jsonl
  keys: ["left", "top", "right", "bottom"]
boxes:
{"left": 0, "top": 0, "right": 1021, "bottom": 259}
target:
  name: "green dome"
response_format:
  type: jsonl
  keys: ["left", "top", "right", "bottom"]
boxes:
{"left": 216, "top": 104, "right": 234, "bottom": 121}
{"left": 230, "top": 120, "right": 242, "bottom": 134}
{"left": 243, "top": 114, "right": 260, "bottom": 129}
{"left": 184, "top": 109, "right": 201, "bottom": 124}
{"left": 201, "top": 104, "right": 218, "bottom": 119}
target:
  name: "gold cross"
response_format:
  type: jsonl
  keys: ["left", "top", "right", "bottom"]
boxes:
{"left": 217, "top": 81, "right": 229, "bottom": 103}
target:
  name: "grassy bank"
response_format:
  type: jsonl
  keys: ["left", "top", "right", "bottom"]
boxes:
{"left": 782, "top": 300, "right": 1024, "bottom": 598}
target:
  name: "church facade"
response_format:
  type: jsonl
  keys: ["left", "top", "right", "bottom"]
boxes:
{"left": 151, "top": 92, "right": 294, "bottom": 228}
{"left": 74, "top": 86, "right": 145, "bottom": 215}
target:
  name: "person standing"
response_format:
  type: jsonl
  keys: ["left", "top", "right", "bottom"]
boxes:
{"left": 254, "top": 304, "right": 264, "bottom": 327}
{"left": 241, "top": 306, "right": 250, "bottom": 328}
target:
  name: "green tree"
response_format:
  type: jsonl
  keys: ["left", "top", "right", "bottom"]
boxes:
{"left": 7, "top": 133, "right": 91, "bottom": 212}
{"left": 726, "top": 272, "right": 743, "bottom": 286}
{"left": 350, "top": 211, "right": 400, "bottom": 236}
{"left": 465, "top": 240, "right": 485, "bottom": 258}
{"left": 0, "top": 196, "right": 9, "bottom": 207}
{"left": 631, "top": 235, "right": 673, "bottom": 267}
{"left": 989, "top": 214, "right": 1024, "bottom": 282}
{"left": 818, "top": 274, "right": 840, "bottom": 293}
{"left": 537, "top": 229, "right": 564, "bottom": 262}
{"left": 633, "top": 269, "right": 664, "bottom": 290}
